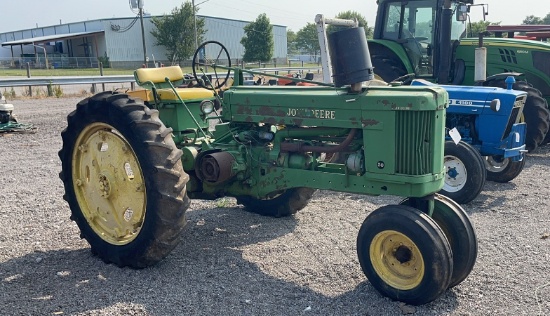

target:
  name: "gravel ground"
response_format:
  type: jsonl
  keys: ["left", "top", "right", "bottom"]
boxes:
{"left": 0, "top": 96, "right": 549, "bottom": 316}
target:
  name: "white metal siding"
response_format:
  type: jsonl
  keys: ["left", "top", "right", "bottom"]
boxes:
{"left": 102, "top": 17, "right": 164, "bottom": 62}
{"left": 0, "top": 16, "right": 287, "bottom": 62}
{"left": 202, "top": 16, "right": 286, "bottom": 60}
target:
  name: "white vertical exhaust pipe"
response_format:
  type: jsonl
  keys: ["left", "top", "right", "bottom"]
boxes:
{"left": 474, "top": 47, "right": 487, "bottom": 82}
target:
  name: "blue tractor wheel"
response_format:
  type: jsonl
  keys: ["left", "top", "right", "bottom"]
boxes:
{"left": 484, "top": 155, "right": 526, "bottom": 183}
{"left": 440, "top": 141, "right": 486, "bottom": 204}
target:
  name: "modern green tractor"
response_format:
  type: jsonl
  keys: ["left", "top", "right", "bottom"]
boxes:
{"left": 59, "top": 32, "right": 477, "bottom": 305}
{"left": 369, "top": 0, "right": 550, "bottom": 151}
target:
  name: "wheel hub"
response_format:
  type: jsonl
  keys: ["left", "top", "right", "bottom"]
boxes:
{"left": 370, "top": 230, "right": 425, "bottom": 290}
{"left": 98, "top": 173, "right": 112, "bottom": 198}
{"left": 72, "top": 122, "right": 146, "bottom": 245}
{"left": 447, "top": 167, "right": 458, "bottom": 178}
{"left": 394, "top": 245, "right": 412, "bottom": 264}
{"left": 485, "top": 155, "right": 509, "bottom": 172}
{"left": 443, "top": 155, "right": 467, "bottom": 192}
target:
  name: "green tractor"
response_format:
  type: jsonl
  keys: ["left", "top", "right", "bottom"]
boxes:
{"left": 59, "top": 33, "right": 477, "bottom": 305}
{"left": 369, "top": 0, "right": 550, "bottom": 151}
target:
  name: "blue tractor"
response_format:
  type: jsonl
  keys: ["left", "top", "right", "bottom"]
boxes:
{"left": 412, "top": 77, "right": 527, "bottom": 204}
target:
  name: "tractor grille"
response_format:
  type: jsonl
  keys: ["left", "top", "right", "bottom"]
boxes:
{"left": 395, "top": 111, "right": 434, "bottom": 175}
{"left": 498, "top": 48, "right": 518, "bottom": 64}
{"left": 502, "top": 96, "right": 525, "bottom": 140}
{"left": 533, "top": 51, "right": 550, "bottom": 78}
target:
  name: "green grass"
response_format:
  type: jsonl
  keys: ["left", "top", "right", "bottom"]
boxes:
{"left": 0, "top": 63, "right": 320, "bottom": 77}
{"left": 0, "top": 66, "right": 206, "bottom": 77}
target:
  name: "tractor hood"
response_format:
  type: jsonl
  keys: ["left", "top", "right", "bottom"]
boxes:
{"left": 459, "top": 37, "right": 550, "bottom": 52}
{"left": 411, "top": 79, "right": 526, "bottom": 116}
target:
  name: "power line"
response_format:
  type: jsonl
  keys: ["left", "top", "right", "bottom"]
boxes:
{"left": 205, "top": 18, "right": 287, "bottom": 37}
{"left": 110, "top": 15, "right": 140, "bottom": 32}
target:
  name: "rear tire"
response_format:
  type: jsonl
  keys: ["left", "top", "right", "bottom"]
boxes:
{"left": 485, "top": 155, "right": 526, "bottom": 183}
{"left": 59, "top": 92, "right": 190, "bottom": 268}
{"left": 236, "top": 188, "right": 315, "bottom": 217}
{"left": 484, "top": 79, "right": 550, "bottom": 151}
{"left": 370, "top": 45, "right": 411, "bottom": 83}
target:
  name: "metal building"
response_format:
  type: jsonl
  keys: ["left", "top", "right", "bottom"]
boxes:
{"left": 0, "top": 15, "right": 287, "bottom": 69}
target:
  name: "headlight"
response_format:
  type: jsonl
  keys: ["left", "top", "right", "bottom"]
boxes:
{"left": 200, "top": 100, "right": 215, "bottom": 114}
{"left": 490, "top": 99, "right": 500, "bottom": 112}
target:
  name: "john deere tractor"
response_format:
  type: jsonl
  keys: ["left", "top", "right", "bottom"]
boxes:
{"left": 369, "top": 0, "right": 550, "bottom": 151}
{"left": 317, "top": 14, "right": 527, "bottom": 204}
{"left": 59, "top": 31, "right": 477, "bottom": 305}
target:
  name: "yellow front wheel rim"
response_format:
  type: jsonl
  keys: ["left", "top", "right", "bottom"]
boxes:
{"left": 370, "top": 230, "right": 425, "bottom": 290}
{"left": 72, "top": 122, "right": 146, "bottom": 245}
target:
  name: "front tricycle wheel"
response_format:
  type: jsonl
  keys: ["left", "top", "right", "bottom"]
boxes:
{"left": 356, "top": 205, "right": 453, "bottom": 305}
{"left": 401, "top": 194, "right": 477, "bottom": 288}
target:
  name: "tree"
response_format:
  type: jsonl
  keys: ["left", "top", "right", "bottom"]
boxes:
{"left": 543, "top": 13, "right": 550, "bottom": 24}
{"left": 467, "top": 20, "right": 500, "bottom": 38}
{"left": 523, "top": 15, "right": 543, "bottom": 25}
{"left": 296, "top": 23, "right": 319, "bottom": 56}
{"left": 328, "top": 11, "right": 373, "bottom": 39}
{"left": 150, "top": 2, "right": 205, "bottom": 64}
{"left": 240, "top": 13, "right": 274, "bottom": 62}
{"left": 287, "top": 29, "right": 299, "bottom": 54}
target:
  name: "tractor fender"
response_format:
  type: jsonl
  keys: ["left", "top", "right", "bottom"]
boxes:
{"left": 367, "top": 40, "right": 416, "bottom": 75}
{"left": 482, "top": 72, "right": 524, "bottom": 85}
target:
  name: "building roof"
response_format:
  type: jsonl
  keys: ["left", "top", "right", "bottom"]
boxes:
{"left": 1, "top": 31, "right": 104, "bottom": 46}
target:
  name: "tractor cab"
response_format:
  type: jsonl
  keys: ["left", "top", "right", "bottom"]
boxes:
{"left": 371, "top": 0, "right": 550, "bottom": 152}
{"left": 371, "top": 0, "right": 472, "bottom": 83}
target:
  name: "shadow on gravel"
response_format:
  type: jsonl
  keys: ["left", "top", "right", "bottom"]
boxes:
{"left": 0, "top": 205, "right": 460, "bottom": 316}
{"left": 524, "top": 147, "right": 550, "bottom": 167}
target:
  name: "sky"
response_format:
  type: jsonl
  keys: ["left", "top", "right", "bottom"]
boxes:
{"left": 1, "top": 0, "right": 550, "bottom": 34}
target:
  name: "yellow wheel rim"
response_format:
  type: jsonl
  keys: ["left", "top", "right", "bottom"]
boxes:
{"left": 369, "top": 230, "right": 425, "bottom": 290}
{"left": 72, "top": 122, "right": 146, "bottom": 245}
{"left": 374, "top": 73, "right": 384, "bottom": 81}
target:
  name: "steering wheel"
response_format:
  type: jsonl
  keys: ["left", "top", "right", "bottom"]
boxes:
{"left": 192, "top": 41, "right": 232, "bottom": 90}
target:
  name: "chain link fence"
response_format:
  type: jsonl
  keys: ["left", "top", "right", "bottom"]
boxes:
{"left": 0, "top": 57, "right": 100, "bottom": 69}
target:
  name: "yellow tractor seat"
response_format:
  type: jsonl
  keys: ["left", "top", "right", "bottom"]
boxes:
{"left": 134, "top": 66, "right": 214, "bottom": 101}
{"left": 156, "top": 87, "right": 214, "bottom": 101}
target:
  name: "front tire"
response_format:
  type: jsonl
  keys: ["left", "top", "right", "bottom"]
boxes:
{"left": 401, "top": 194, "right": 477, "bottom": 288}
{"left": 236, "top": 188, "right": 315, "bottom": 217}
{"left": 440, "top": 141, "right": 486, "bottom": 204}
{"left": 485, "top": 155, "right": 526, "bottom": 183}
{"left": 357, "top": 205, "right": 453, "bottom": 305}
{"left": 59, "top": 92, "right": 190, "bottom": 268}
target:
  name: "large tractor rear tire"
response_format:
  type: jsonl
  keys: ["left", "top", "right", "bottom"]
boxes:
{"left": 59, "top": 92, "right": 190, "bottom": 268}
{"left": 484, "top": 80, "right": 550, "bottom": 151}
{"left": 370, "top": 45, "right": 417, "bottom": 84}
{"left": 371, "top": 54, "right": 409, "bottom": 83}
{"left": 236, "top": 188, "right": 315, "bottom": 217}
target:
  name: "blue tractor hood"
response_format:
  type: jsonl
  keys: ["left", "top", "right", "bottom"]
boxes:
{"left": 411, "top": 79, "right": 526, "bottom": 116}
{"left": 411, "top": 79, "right": 527, "bottom": 158}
